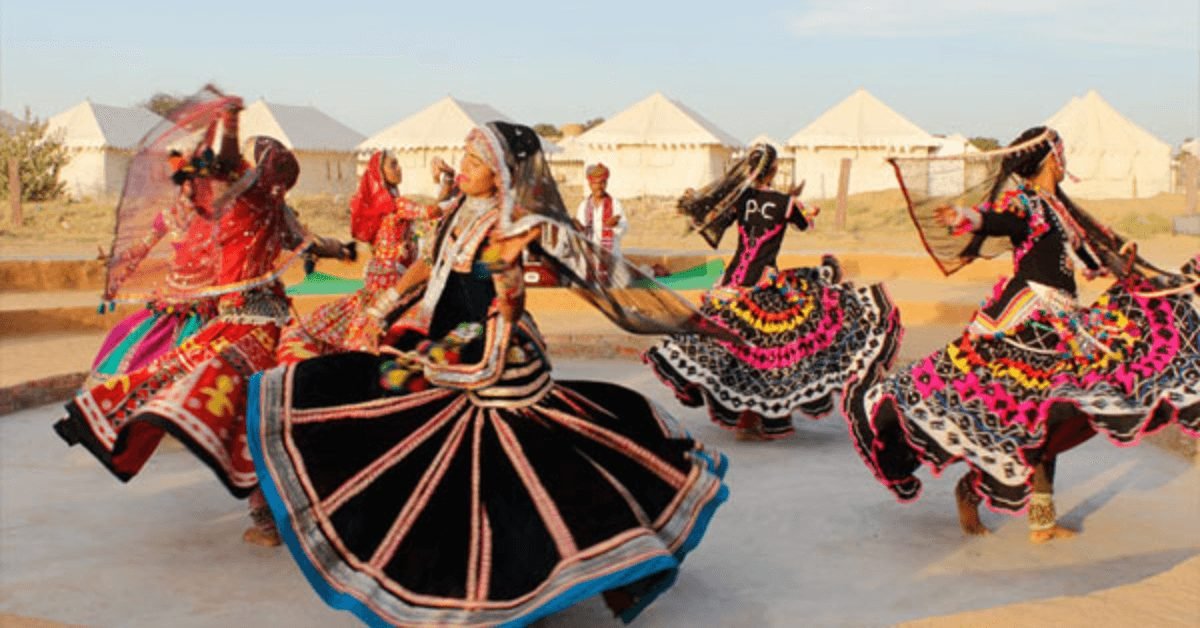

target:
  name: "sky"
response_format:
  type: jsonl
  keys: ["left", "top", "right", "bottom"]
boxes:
{"left": 1, "top": 0, "right": 1196, "bottom": 145}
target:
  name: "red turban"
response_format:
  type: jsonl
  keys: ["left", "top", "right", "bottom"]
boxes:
{"left": 586, "top": 163, "right": 610, "bottom": 182}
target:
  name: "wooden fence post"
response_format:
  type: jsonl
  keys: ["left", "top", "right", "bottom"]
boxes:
{"left": 1185, "top": 154, "right": 1198, "bottom": 215}
{"left": 835, "top": 158, "right": 851, "bottom": 231}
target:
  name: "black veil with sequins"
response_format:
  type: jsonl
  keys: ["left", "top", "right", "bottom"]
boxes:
{"left": 890, "top": 129, "right": 1185, "bottom": 285}
{"left": 489, "top": 121, "right": 738, "bottom": 341}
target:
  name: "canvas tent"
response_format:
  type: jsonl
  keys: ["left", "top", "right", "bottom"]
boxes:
{"left": 1044, "top": 91, "right": 1171, "bottom": 199}
{"left": 238, "top": 100, "right": 364, "bottom": 197}
{"left": 576, "top": 92, "right": 740, "bottom": 198}
{"left": 923, "top": 133, "right": 982, "bottom": 196}
{"left": 46, "top": 101, "right": 164, "bottom": 200}
{"left": 549, "top": 128, "right": 588, "bottom": 200}
{"left": 786, "top": 89, "right": 938, "bottom": 198}
{"left": 358, "top": 96, "right": 513, "bottom": 199}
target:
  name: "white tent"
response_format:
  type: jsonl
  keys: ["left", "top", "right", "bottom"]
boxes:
{"left": 46, "top": 101, "right": 164, "bottom": 200}
{"left": 1044, "top": 90, "right": 1171, "bottom": 199}
{"left": 238, "top": 100, "right": 364, "bottom": 197}
{"left": 576, "top": 92, "right": 741, "bottom": 198}
{"left": 929, "top": 133, "right": 978, "bottom": 157}
{"left": 549, "top": 132, "right": 588, "bottom": 199}
{"left": 786, "top": 89, "right": 938, "bottom": 198}
{"left": 924, "top": 133, "right": 982, "bottom": 196}
{"left": 358, "top": 96, "right": 512, "bottom": 198}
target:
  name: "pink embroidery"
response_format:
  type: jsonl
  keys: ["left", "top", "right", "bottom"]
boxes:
{"left": 727, "top": 223, "right": 783, "bottom": 286}
{"left": 911, "top": 357, "right": 946, "bottom": 398}
{"left": 952, "top": 371, "right": 982, "bottom": 399}
{"left": 713, "top": 285, "right": 841, "bottom": 369}
{"left": 975, "top": 189, "right": 1051, "bottom": 314}
{"left": 1048, "top": 285, "right": 1180, "bottom": 396}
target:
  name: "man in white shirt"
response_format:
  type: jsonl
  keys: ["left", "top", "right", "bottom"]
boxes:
{"left": 574, "top": 163, "right": 628, "bottom": 258}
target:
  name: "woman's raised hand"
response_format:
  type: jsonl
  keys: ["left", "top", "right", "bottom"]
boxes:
{"left": 933, "top": 205, "right": 959, "bottom": 228}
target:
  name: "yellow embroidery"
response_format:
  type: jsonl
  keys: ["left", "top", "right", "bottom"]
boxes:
{"left": 199, "top": 375, "right": 237, "bottom": 418}
{"left": 102, "top": 374, "right": 131, "bottom": 395}
{"left": 707, "top": 290, "right": 816, "bottom": 334}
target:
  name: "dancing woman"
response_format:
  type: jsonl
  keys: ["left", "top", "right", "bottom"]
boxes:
{"left": 275, "top": 150, "right": 452, "bottom": 362}
{"left": 247, "top": 121, "right": 729, "bottom": 625}
{"left": 86, "top": 146, "right": 225, "bottom": 385}
{"left": 844, "top": 127, "right": 1200, "bottom": 542}
{"left": 645, "top": 143, "right": 902, "bottom": 439}
{"left": 53, "top": 88, "right": 352, "bottom": 545}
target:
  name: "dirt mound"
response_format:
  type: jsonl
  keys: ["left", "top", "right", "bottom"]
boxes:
{"left": 0, "top": 259, "right": 105, "bottom": 291}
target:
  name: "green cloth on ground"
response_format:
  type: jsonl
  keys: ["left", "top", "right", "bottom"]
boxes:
{"left": 637, "top": 259, "right": 724, "bottom": 290}
{"left": 286, "top": 271, "right": 364, "bottom": 296}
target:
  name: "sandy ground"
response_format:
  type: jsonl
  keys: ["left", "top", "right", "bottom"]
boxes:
{"left": 902, "top": 554, "right": 1200, "bottom": 627}
{"left": 0, "top": 332, "right": 103, "bottom": 387}
{"left": 1, "top": 359, "right": 1197, "bottom": 627}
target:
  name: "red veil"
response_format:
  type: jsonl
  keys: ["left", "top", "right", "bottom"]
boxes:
{"left": 104, "top": 86, "right": 247, "bottom": 302}
{"left": 349, "top": 151, "right": 396, "bottom": 243}
{"left": 105, "top": 86, "right": 310, "bottom": 303}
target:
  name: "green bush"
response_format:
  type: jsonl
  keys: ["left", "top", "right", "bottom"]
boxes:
{"left": 0, "top": 113, "right": 70, "bottom": 201}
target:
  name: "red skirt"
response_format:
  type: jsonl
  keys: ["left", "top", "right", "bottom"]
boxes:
{"left": 55, "top": 316, "right": 282, "bottom": 497}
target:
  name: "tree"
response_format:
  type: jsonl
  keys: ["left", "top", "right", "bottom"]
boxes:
{"left": 969, "top": 137, "right": 1000, "bottom": 151}
{"left": 533, "top": 123, "right": 561, "bottom": 139}
{"left": 0, "top": 110, "right": 69, "bottom": 201}
{"left": 582, "top": 117, "right": 605, "bottom": 131}
{"left": 142, "top": 92, "right": 185, "bottom": 118}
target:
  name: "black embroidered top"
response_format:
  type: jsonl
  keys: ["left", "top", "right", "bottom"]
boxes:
{"left": 720, "top": 188, "right": 809, "bottom": 287}
{"left": 963, "top": 187, "right": 1099, "bottom": 320}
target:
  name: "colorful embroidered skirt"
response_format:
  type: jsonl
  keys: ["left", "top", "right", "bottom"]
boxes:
{"left": 276, "top": 284, "right": 425, "bottom": 364}
{"left": 56, "top": 315, "right": 283, "bottom": 497}
{"left": 275, "top": 292, "right": 370, "bottom": 364}
{"left": 844, "top": 279, "right": 1200, "bottom": 512}
{"left": 645, "top": 256, "right": 902, "bottom": 438}
{"left": 88, "top": 302, "right": 212, "bottom": 386}
{"left": 247, "top": 351, "right": 728, "bottom": 626}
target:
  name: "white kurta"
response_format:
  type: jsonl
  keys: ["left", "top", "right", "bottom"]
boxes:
{"left": 574, "top": 194, "right": 628, "bottom": 256}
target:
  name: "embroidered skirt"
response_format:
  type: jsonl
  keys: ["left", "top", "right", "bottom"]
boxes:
{"left": 247, "top": 348, "right": 728, "bottom": 626}
{"left": 56, "top": 297, "right": 287, "bottom": 498}
{"left": 275, "top": 292, "right": 372, "bottom": 364}
{"left": 844, "top": 278, "right": 1200, "bottom": 512}
{"left": 645, "top": 256, "right": 901, "bottom": 438}
{"left": 88, "top": 301, "right": 213, "bottom": 386}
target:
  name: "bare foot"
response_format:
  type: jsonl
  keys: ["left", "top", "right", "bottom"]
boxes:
{"left": 1029, "top": 524, "right": 1077, "bottom": 544}
{"left": 734, "top": 412, "right": 767, "bottom": 441}
{"left": 956, "top": 495, "right": 990, "bottom": 535}
{"left": 955, "top": 473, "right": 989, "bottom": 536}
{"left": 242, "top": 527, "right": 282, "bottom": 547}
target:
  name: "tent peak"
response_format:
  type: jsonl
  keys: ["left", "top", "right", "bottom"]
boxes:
{"left": 786, "top": 88, "right": 935, "bottom": 148}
